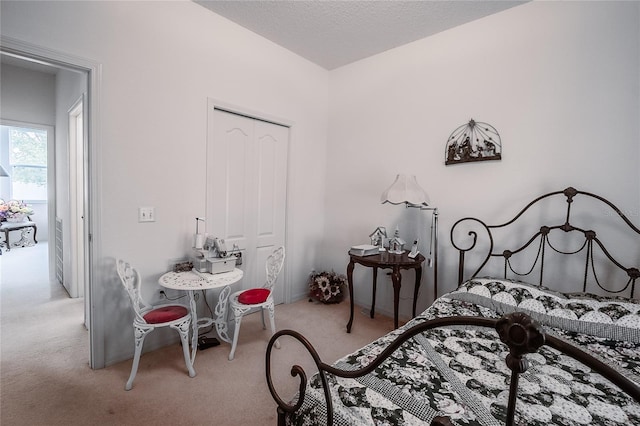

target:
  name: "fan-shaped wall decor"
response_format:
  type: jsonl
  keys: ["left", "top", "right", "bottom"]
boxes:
{"left": 445, "top": 119, "right": 501, "bottom": 165}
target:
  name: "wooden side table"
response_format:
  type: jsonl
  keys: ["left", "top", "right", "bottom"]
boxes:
{"left": 346, "top": 250, "right": 425, "bottom": 332}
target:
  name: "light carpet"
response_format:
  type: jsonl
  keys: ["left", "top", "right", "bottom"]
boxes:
{"left": 1, "top": 243, "right": 395, "bottom": 425}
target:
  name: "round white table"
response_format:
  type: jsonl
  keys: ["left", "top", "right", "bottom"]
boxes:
{"left": 159, "top": 268, "right": 243, "bottom": 366}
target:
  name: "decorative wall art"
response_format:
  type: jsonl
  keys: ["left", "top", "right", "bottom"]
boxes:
{"left": 445, "top": 119, "right": 502, "bottom": 165}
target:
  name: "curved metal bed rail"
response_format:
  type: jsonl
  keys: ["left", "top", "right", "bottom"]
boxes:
{"left": 450, "top": 187, "right": 640, "bottom": 296}
{"left": 265, "top": 312, "right": 640, "bottom": 426}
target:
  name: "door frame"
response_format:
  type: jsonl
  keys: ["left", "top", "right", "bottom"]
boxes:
{"left": 68, "top": 94, "right": 86, "bottom": 300}
{"left": 206, "top": 98, "right": 294, "bottom": 303}
{"left": 1, "top": 35, "right": 105, "bottom": 369}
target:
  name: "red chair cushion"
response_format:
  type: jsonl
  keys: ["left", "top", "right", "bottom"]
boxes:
{"left": 238, "top": 288, "right": 270, "bottom": 305}
{"left": 143, "top": 306, "right": 189, "bottom": 324}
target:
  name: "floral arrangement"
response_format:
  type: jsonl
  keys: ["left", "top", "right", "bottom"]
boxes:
{"left": 308, "top": 270, "right": 347, "bottom": 304}
{"left": 0, "top": 199, "right": 34, "bottom": 222}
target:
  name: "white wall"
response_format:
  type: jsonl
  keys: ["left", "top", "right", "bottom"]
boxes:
{"left": 2, "top": 0, "right": 638, "bottom": 366}
{"left": 0, "top": 63, "right": 55, "bottom": 240}
{"left": 1, "top": 0, "right": 329, "bottom": 366}
{"left": 325, "top": 1, "right": 640, "bottom": 319}
{"left": 0, "top": 63, "right": 55, "bottom": 126}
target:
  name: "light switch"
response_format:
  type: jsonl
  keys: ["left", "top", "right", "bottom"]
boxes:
{"left": 138, "top": 207, "right": 155, "bottom": 222}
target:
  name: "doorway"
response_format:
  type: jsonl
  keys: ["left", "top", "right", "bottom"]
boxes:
{"left": 0, "top": 43, "right": 100, "bottom": 367}
{"left": 0, "top": 122, "right": 52, "bottom": 257}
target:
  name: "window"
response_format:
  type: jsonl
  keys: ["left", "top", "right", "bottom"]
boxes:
{"left": 1, "top": 125, "right": 48, "bottom": 201}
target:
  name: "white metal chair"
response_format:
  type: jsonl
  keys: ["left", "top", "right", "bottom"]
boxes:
{"left": 227, "top": 246, "right": 285, "bottom": 360}
{"left": 116, "top": 259, "right": 196, "bottom": 390}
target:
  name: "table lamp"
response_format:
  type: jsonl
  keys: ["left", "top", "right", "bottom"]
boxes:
{"left": 381, "top": 174, "right": 438, "bottom": 300}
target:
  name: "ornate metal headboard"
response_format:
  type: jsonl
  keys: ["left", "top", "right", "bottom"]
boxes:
{"left": 450, "top": 187, "right": 640, "bottom": 297}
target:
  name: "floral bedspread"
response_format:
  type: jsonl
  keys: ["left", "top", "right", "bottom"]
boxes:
{"left": 286, "top": 278, "right": 640, "bottom": 425}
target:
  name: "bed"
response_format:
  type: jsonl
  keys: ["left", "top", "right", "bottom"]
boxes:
{"left": 266, "top": 187, "right": 640, "bottom": 425}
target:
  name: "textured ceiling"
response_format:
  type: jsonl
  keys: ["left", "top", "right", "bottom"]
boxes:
{"left": 195, "top": 1, "right": 528, "bottom": 70}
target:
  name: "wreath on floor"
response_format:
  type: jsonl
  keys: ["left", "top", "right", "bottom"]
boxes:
{"left": 308, "top": 270, "right": 347, "bottom": 304}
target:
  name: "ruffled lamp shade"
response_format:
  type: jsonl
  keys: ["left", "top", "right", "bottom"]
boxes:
{"left": 380, "top": 173, "right": 438, "bottom": 301}
{"left": 380, "top": 174, "right": 430, "bottom": 207}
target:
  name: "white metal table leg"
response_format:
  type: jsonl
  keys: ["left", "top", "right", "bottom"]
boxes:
{"left": 214, "top": 285, "right": 232, "bottom": 343}
{"left": 188, "top": 290, "right": 199, "bottom": 366}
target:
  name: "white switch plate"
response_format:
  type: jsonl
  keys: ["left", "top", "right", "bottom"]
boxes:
{"left": 138, "top": 207, "right": 155, "bottom": 222}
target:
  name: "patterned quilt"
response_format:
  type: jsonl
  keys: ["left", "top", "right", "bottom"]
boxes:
{"left": 286, "top": 278, "right": 640, "bottom": 425}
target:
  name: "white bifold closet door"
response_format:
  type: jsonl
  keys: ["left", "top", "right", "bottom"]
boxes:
{"left": 207, "top": 108, "right": 288, "bottom": 304}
